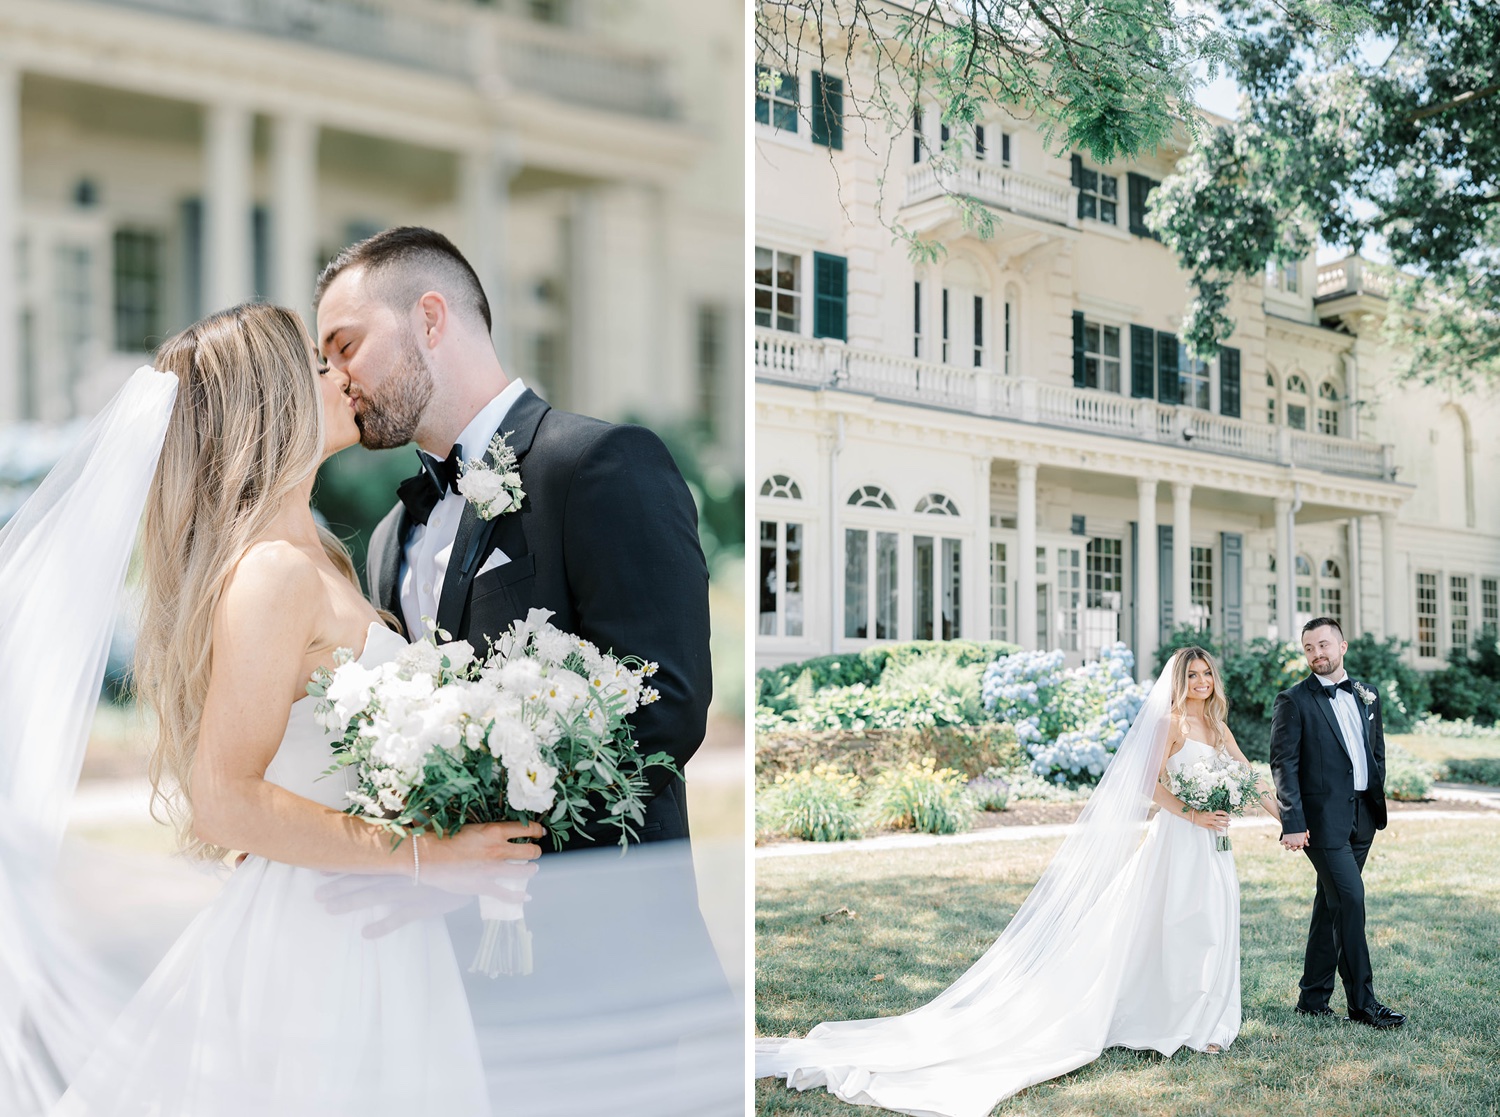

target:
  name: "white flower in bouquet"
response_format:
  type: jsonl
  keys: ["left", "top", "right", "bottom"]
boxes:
{"left": 438, "top": 639, "right": 476, "bottom": 673}
{"left": 321, "top": 662, "right": 380, "bottom": 730}
{"left": 395, "top": 640, "right": 445, "bottom": 679}
{"left": 532, "top": 625, "right": 574, "bottom": 666}
{"left": 506, "top": 757, "right": 559, "bottom": 813}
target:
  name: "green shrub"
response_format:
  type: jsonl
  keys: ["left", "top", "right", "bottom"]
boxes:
{"left": 1428, "top": 630, "right": 1500, "bottom": 725}
{"left": 1384, "top": 743, "right": 1436, "bottom": 801}
{"left": 756, "top": 640, "right": 1019, "bottom": 711}
{"left": 994, "top": 766, "right": 1094, "bottom": 803}
{"left": 870, "top": 758, "right": 971, "bottom": 834}
{"left": 965, "top": 775, "right": 1010, "bottom": 811}
{"left": 1442, "top": 757, "right": 1500, "bottom": 786}
{"left": 1343, "top": 633, "right": 1430, "bottom": 731}
{"left": 756, "top": 724, "right": 1022, "bottom": 783}
{"left": 879, "top": 657, "right": 988, "bottom": 724}
{"left": 1412, "top": 714, "right": 1500, "bottom": 739}
{"left": 760, "top": 765, "right": 864, "bottom": 842}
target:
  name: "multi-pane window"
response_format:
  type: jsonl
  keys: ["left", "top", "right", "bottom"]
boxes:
{"left": 1266, "top": 371, "right": 1277, "bottom": 424}
{"left": 760, "top": 474, "right": 802, "bottom": 499}
{"left": 113, "top": 228, "right": 163, "bottom": 352}
{"left": 914, "top": 536, "right": 962, "bottom": 640}
{"left": 1082, "top": 320, "right": 1122, "bottom": 392}
{"left": 754, "top": 65, "right": 798, "bottom": 131}
{"left": 942, "top": 539, "right": 962, "bottom": 640}
{"left": 913, "top": 281, "right": 923, "bottom": 357}
{"left": 973, "top": 294, "right": 985, "bottom": 367}
{"left": 848, "top": 484, "right": 895, "bottom": 509}
{"left": 1035, "top": 547, "right": 1049, "bottom": 648}
{"left": 1190, "top": 545, "right": 1214, "bottom": 633}
{"left": 1076, "top": 164, "right": 1118, "bottom": 224}
{"left": 915, "top": 493, "right": 960, "bottom": 516}
{"left": 875, "top": 532, "right": 899, "bottom": 639}
{"left": 1179, "top": 348, "right": 1211, "bottom": 410}
{"left": 1084, "top": 538, "right": 1123, "bottom": 657}
{"left": 1316, "top": 382, "right": 1340, "bottom": 435}
{"left": 1294, "top": 553, "right": 1313, "bottom": 629}
{"left": 844, "top": 528, "right": 868, "bottom": 640}
{"left": 754, "top": 248, "right": 800, "bottom": 332}
{"left": 1416, "top": 572, "right": 1438, "bottom": 658}
{"left": 758, "top": 519, "right": 804, "bottom": 637}
{"left": 1452, "top": 575, "right": 1470, "bottom": 655}
{"left": 1002, "top": 301, "right": 1014, "bottom": 376}
{"left": 1055, "top": 547, "right": 1081, "bottom": 652}
{"left": 1483, "top": 578, "right": 1499, "bottom": 634}
{"left": 1320, "top": 559, "right": 1343, "bottom": 626}
{"left": 990, "top": 541, "right": 1008, "bottom": 641}
{"left": 1285, "top": 374, "right": 1307, "bottom": 430}
{"left": 975, "top": 125, "right": 1011, "bottom": 164}
{"left": 911, "top": 106, "right": 923, "bottom": 163}
{"left": 913, "top": 536, "right": 935, "bottom": 640}
{"left": 941, "top": 287, "right": 950, "bottom": 362}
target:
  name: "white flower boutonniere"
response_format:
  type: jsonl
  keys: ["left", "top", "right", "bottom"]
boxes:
{"left": 1353, "top": 680, "right": 1377, "bottom": 718}
{"left": 457, "top": 431, "right": 525, "bottom": 520}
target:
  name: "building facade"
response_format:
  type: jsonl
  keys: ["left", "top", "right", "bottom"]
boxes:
{"left": 0, "top": 0, "right": 743, "bottom": 454}
{"left": 754, "top": 49, "right": 1500, "bottom": 676}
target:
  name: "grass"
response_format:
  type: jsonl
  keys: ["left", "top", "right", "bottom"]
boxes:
{"left": 756, "top": 816, "right": 1500, "bottom": 1117}
{"left": 1390, "top": 732, "right": 1500, "bottom": 768}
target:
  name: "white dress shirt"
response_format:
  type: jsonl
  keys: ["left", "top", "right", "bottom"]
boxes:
{"left": 399, "top": 378, "right": 527, "bottom": 639}
{"left": 1319, "top": 670, "right": 1369, "bottom": 791}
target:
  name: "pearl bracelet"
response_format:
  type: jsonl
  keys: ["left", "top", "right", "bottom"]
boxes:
{"left": 412, "top": 833, "right": 421, "bottom": 885}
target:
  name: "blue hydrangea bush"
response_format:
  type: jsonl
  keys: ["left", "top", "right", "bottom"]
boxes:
{"left": 981, "top": 643, "right": 1148, "bottom": 785}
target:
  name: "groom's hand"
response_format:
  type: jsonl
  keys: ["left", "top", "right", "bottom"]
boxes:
{"left": 1281, "top": 831, "right": 1310, "bottom": 851}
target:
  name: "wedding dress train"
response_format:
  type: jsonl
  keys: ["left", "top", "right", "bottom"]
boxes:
{"left": 757, "top": 737, "right": 1241, "bottom": 1117}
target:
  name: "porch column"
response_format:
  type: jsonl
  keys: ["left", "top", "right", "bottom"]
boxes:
{"left": 967, "top": 456, "right": 992, "bottom": 640}
{"left": 1172, "top": 482, "right": 1192, "bottom": 635}
{"left": 0, "top": 60, "right": 19, "bottom": 423}
{"left": 1346, "top": 519, "right": 1362, "bottom": 636}
{"left": 1016, "top": 461, "right": 1038, "bottom": 648}
{"left": 205, "top": 100, "right": 254, "bottom": 311}
{"left": 1136, "top": 477, "right": 1159, "bottom": 679}
{"left": 1275, "top": 497, "right": 1295, "bottom": 641}
{"left": 1380, "top": 511, "right": 1399, "bottom": 640}
{"left": 460, "top": 134, "right": 516, "bottom": 367}
{"left": 271, "top": 112, "right": 317, "bottom": 316}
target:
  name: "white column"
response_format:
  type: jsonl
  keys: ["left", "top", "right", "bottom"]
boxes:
{"left": 1346, "top": 519, "right": 1362, "bottom": 636}
{"left": 1172, "top": 482, "right": 1192, "bottom": 634}
{"left": 1016, "top": 461, "right": 1038, "bottom": 649}
{"left": 1380, "top": 511, "right": 1399, "bottom": 640}
{"left": 461, "top": 136, "right": 516, "bottom": 367}
{"left": 0, "top": 60, "right": 19, "bottom": 424}
{"left": 271, "top": 112, "right": 317, "bottom": 316}
{"left": 967, "top": 456, "right": 991, "bottom": 640}
{"left": 1275, "top": 497, "right": 1295, "bottom": 640}
{"left": 1136, "top": 478, "right": 1159, "bottom": 680}
{"left": 205, "top": 100, "right": 254, "bottom": 311}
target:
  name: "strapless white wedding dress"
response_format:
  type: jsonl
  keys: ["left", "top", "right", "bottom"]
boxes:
{"left": 758, "top": 736, "right": 1241, "bottom": 1117}
{"left": 53, "top": 621, "right": 491, "bottom": 1117}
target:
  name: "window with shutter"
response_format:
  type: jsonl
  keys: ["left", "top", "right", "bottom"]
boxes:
{"left": 810, "top": 72, "right": 843, "bottom": 149}
{"left": 1130, "top": 325, "right": 1155, "bottom": 399}
{"left": 1127, "top": 173, "right": 1161, "bottom": 239}
{"left": 1219, "top": 346, "right": 1241, "bottom": 418}
{"left": 812, "top": 251, "right": 848, "bottom": 340}
{"left": 1072, "top": 310, "right": 1086, "bottom": 387}
{"left": 1156, "top": 331, "right": 1180, "bottom": 404}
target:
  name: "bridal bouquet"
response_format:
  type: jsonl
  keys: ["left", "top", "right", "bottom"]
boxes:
{"left": 308, "top": 607, "right": 673, "bottom": 974}
{"left": 1164, "top": 752, "right": 1262, "bottom": 852}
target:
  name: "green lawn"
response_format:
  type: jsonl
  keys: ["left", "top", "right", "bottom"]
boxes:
{"left": 757, "top": 816, "right": 1500, "bottom": 1117}
{"left": 1390, "top": 731, "right": 1500, "bottom": 768}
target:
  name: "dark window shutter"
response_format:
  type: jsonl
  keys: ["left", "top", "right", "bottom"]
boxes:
{"left": 1071, "top": 154, "right": 1085, "bottom": 218}
{"left": 181, "top": 197, "right": 203, "bottom": 321}
{"left": 1157, "top": 331, "right": 1180, "bottom": 405}
{"left": 1127, "top": 173, "right": 1149, "bottom": 237}
{"left": 810, "top": 72, "right": 843, "bottom": 150}
{"left": 1221, "top": 532, "right": 1244, "bottom": 646}
{"left": 1130, "top": 324, "right": 1155, "bottom": 399}
{"left": 1219, "top": 345, "right": 1241, "bottom": 418}
{"left": 813, "top": 252, "right": 848, "bottom": 340}
{"left": 252, "top": 204, "right": 269, "bottom": 301}
{"left": 1158, "top": 524, "right": 1174, "bottom": 646}
{"left": 1072, "top": 310, "right": 1087, "bottom": 387}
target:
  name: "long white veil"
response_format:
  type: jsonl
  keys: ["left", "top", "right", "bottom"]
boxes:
{"left": 0, "top": 368, "right": 178, "bottom": 1113}
{"left": 757, "top": 653, "right": 1183, "bottom": 1117}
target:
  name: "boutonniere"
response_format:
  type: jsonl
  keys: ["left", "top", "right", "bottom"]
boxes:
{"left": 457, "top": 431, "right": 525, "bottom": 520}
{"left": 1353, "top": 681, "right": 1377, "bottom": 715}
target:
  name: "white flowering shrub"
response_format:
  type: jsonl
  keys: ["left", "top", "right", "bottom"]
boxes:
{"left": 981, "top": 643, "right": 1148, "bottom": 785}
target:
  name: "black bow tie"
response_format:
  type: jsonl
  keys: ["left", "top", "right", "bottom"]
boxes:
{"left": 396, "top": 444, "right": 463, "bottom": 526}
{"left": 1327, "top": 678, "right": 1354, "bottom": 695}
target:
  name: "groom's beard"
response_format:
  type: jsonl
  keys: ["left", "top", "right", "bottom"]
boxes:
{"left": 1309, "top": 653, "right": 1343, "bottom": 677}
{"left": 356, "top": 331, "right": 435, "bottom": 450}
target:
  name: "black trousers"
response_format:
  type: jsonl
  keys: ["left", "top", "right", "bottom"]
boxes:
{"left": 1299, "top": 796, "right": 1379, "bottom": 1014}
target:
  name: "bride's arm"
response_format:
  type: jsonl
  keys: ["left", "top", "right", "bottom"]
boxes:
{"left": 1150, "top": 725, "right": 1228, "bottom": 832}
{"left": 189, "top": 543, "right": 541, "bottom": 873}
{"left": 1222, "top": 727, "right": 1280, "bottom": 822}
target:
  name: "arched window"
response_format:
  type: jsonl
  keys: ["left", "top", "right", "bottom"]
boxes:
{"left": 847, "top": 485, "right": 896, "bottom": 509}
{"left": 1321, "top": 559, "right": 1341, "bottom": 579}
{"left": 1285, "top": 374, "right": 1308, "bottom": 431}
{"left": 1316, "top": 382, "right": 1340, "bottom": 435}
{"left": 1320, "top": 558, "right": 1343, "bottom": 625}
{"left": 1265, "top": 370, "right": 1278, "bottom": 425}
{"left": 759, "top": 474, "right": 802, "bottom": 500}
{"left": 915, "top": 493, "right": 960, "bottom": 516}
{"left": 1295, "top": 554, "right": 1313, "bottom": 628}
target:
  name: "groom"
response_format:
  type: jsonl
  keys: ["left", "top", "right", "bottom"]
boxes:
{"left": 1270, "top": 617, "right": 1405, "bottom": 1029}
{"left": 314, "top": 225, "right": 711, "bottom": 848}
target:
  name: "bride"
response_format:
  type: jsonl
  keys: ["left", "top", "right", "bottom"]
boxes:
{"left": 757, "top": 646, "right": 1282, "bottom": 1117}
{"left": 2, "top": 303, "right": 545, "bottom": 1116}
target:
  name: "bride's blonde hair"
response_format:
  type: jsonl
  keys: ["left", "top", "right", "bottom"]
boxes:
{"left": 1169, "top": 646, "right": 1229, "bottom": 748}
{"left": 136, "top": 303, "right": 359, "bottom": 860}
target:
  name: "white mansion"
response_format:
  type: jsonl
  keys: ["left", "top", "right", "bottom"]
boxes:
{"left": 754, "top": 60, "right": 1500, "bottom": 677}
{"left": 0, "top": 0, "right": 742, "bottom": 451}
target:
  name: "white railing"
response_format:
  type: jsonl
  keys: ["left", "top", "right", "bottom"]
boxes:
{"left": 905, "top": 161, "right": 1075, "bottom": 226}
{"left": 756, "top": 330, "right": 1395, "bottom": 480}
{"left": 82, "top": 0, "right": 673, "bottom": 117}
{"left": 1317, "top": 256, "right": 1391, "bottom": 299}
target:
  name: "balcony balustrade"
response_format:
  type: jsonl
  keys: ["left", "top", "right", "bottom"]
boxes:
{"left": 904, "top": 160, "right": 1075, "bottom": 227}
{"left": 756, "top": 330, "right": 1396, "bottom": 481}
{"left": 1316, "top": 256, "right": 1391, "bottom": 299}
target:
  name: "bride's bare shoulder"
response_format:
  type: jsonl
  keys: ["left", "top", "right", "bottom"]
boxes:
{"left": 218, "top": 541, "right": 324, "bottom": 629}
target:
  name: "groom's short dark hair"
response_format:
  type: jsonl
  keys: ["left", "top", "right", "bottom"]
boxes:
{"left": 1301, "top": 617, "right": 1344, "bottom": 640}
{"left": 314, "top": 226, "right": 492, "bottom": 333}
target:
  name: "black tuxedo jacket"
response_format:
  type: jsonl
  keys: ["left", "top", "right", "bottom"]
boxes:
{"left": 1269, "top": 673, "right": 1387, "bottom": 848}
{"left": 366, "top": 389, "right": 712, "bottom": 849}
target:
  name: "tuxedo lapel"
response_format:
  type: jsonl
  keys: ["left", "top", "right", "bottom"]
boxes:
{"left": 1305, "top": 674, "right": 1345, "bottom": 749}
{"left": 374, "top": 507, "right": 408, "bottom": 619}
{"left": 432, "top": 388, "right": 550, "bottom": 638}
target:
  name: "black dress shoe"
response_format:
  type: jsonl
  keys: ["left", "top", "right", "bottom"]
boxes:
{"left": 1348, "top": 1004, "right": 1405, "bottom": 1028}
{"left": 1295, "top": 1003, "right": 1335, "bottom": 1017}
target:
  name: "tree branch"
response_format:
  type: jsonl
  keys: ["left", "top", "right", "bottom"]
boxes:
{"left": 1406, "top": 80, "right": 1500, "bottom": 122}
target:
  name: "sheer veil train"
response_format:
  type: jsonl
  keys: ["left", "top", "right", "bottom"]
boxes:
{"left": 757, "top": 654, "right": 1183, "bottom": 1117}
